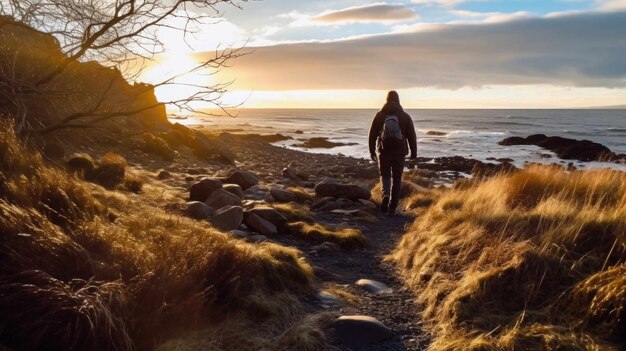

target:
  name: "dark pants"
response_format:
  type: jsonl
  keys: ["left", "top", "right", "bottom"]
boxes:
{"left": 378, "top": 154, "right": 404, "bottom": 211}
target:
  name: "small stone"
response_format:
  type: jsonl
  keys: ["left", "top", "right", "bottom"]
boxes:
{"left": 185, "top": 201, "right": 213, "bottom": 220}
{"left": 231, "top": 230, "right": 250, "bottom": 239}
{"left": 356, "top": 279, "right": 393, "bottom": 294}
{"left": 311, "top": 197, "right": 333, "bottom": 210}
{"left": 247, "top": 234, "right": 268, "bottom": 243}
{"left": 157, "top": 170, "right": 171, "bottom": 179}
{"left": 311, "top": 242, "right": 340, "bottom": 253}
{"left": 246, "top": 207, "right": 288, "bottom": 232}
{"left": 316, "top": 291, "right": 343, "bottom": 306}
{"left": 328, "top": 316, "right": 392, "bottom": 349}
{"left": 315, "top": 179, "right": 371, "bottom": 201}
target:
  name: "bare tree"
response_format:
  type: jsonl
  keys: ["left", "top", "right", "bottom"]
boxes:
{"left": 0, "top": 0, "right": 248, "bottom": 135}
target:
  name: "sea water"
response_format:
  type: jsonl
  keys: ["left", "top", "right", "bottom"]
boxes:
{"left": 173, "top": 109, "right": 626, "bottom": 171}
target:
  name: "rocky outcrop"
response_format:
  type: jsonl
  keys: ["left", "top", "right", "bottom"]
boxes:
{"left": 293, "top": 137, "right": 357, "bottom": 149}
{"left": 499, "top": 134, "right": 617, "bottom": 162}
{"left": 0, "top": 17, "right": 168, "bottom": 133}
{"left": 314, "top": 179, "right": 371, "bottom": 201}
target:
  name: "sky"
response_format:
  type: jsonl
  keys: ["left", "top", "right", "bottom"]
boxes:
{"left": 145, "top": 0, "right": 626, "bottom": 109}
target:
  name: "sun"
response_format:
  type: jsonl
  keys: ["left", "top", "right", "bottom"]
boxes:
{"left": 141, "top": 52, "right": 211, "bottom": 109}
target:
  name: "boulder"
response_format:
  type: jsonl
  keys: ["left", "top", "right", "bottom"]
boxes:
{"left": 189, "top": 178, "right": 222, "bottom": 202}
{"left": 204, "top": 188, "right": 242, "bottom": 210}
{"left": 356, "top": 279, "right": 393, "bottom": 294}
{"left": 223, "top": 184, "right": 244, "bottom": 198}
{"left": 328, "top": 316, "right": 392, "bottom": 349}
{"left": 185, "top": 201, "right": 213, "bottom": 220}
{"left": 246, "top": 207, "right": 288, "bottom": 231}
{"left": 244, "top": 213, "right": 278, "bottom": 236}
{"left": 315, "top": 179, "right": 371, "bottom": 201}
{"left": 270, "top": 188, "right": 296, "bottom": 203}
{"left": 316, "top": 291, "right": 343, "bottom": 306}
{"left": 225, "top": 170, "right": 259, "bottom": 190}
{"left": 211, "top": 206, "right": 244, "bottom": 231}
{"left": 282, "top": 167, "right": 299, "bottom": 180}
{"left": 311, "top": 197, "right": 334, "bottom": 210}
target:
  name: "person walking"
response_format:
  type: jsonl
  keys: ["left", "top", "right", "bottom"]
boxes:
{"left": 368, "top": 91, "right": 417, "bottom": 215}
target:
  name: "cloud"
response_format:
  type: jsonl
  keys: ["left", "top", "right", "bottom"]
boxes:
{"left": 310, "top": 3, "right": 417, "bottom": 23}
{"left": 212, "top": 11, "right": 626, "bottom": 91}
{"left": 596, "top": 0, "right": 626, "bottom": 10}
{"left": 411, "top": 0, "right": 467, "bottom": 7}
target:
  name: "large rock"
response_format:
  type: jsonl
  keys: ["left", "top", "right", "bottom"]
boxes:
{"left": 328, "top": 316, "right": 392, "bottom": 349}
{"left": 223, "top": 184, "right": 244, "bottom": 198}
{"left": 270, "top": 188, "right": 296, "bottom": 203}
{"left": 314, "top": 179, "right": 371, "bottom": 201}
{"left": 499, "top": 134, "right": 616, "bottom": 162}
{"left": 204, "top": 188, "right": 241, "bottom": 210}
{"left": 244, "top": 213, "right": 278, "bottom": 236}
{"left": 189, "top": 178, "right": 222, "bottom": 202}
{"left": 211, "top": 206, "right": 244, "bottom": 231}
{"left": 185, "top": 201, "right": 213, "bottom": 220}
{"left": 225, "top": 170, "right": 259, "bottom": 190}
{"left": 246, "top": 207, "right": 288, "bottom": 231}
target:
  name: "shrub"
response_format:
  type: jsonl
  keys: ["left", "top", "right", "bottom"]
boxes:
{"left": 389, "top": 165, "right": 626, "bottom": 350}
{"left": 66, "top": 152, "right": 96, "bottom": 177}
{"left": 142, "top": 133, "right": 176, "bottom": 161}
{"left": 89, "top": 152, "right": 127, "bottom": 189}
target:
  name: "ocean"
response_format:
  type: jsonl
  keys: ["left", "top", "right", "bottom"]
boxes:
{"left": 173, "top": 109, "right": 626, "bottom": 171}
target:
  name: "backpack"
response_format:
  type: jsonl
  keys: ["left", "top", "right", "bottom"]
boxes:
{"left": 380, "top": 115, "right": 404, "bottom": 151}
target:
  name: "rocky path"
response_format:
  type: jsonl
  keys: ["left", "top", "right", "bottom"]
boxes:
{"left": 277, "top": 212, "right": 429, "bottom": 351}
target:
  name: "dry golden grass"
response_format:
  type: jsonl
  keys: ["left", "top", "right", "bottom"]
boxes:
{"left": 288, "top": 221, "right": 366, "bottom": 249}
{"left": 287, "top": 186, "right": 315, "bottom": 203}
{"left": 0, "top": 124, "right": 321, "bottom": 350}
{"left": 272, "top": 202, "right": 316, "bottom": 223}
{"left": 389, "top": 165, "right": 626, "bottom": 350}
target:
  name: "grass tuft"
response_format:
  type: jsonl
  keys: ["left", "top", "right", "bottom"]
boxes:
{"left": 390, "top": 165, "right": 626, "bottom": 350}
{"left": 288, "top": 221, "right": 366, "bottom": 249}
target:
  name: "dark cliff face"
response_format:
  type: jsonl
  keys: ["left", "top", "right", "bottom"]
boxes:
{"left": 0, "top": 16, "right": 168, "bottom": 133}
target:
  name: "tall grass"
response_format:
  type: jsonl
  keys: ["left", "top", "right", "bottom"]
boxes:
{"left": 389, "top": 165, "right": 626, "bottom": 350}
{"left": 0, "top": 124, "right": 320, "bottom": 350}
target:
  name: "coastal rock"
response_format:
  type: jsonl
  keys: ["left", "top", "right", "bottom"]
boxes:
{"left": 426, "top": 130, "right": 448, "bottom": 136}
{"left": 499, "top": 134, "right": 616, "bottom": 162}
{"left": 244, "top": 213, "right": 278, "bottom": 236}
{"left": 185, "top": 201, "right": 213, "bottom": 220}
{"left": 247, "top": 234, "right": 268, "bottom": 243}
{"left": 356, "top": 279, "right": 393, "bottom": 294}
{"left": 189, "top": 178, "right": 222, "bottom": 202}
{"left": 270, "top": 188, "right": 296, "bottom": 203}
{"left": 231, "top": 230, "right": 250, "bottom": 239}
{"left": 282, "top": 167, "right": 299, "bottom": 180}
{"left": 246, "top": 207, "right": 288, "bottom": 231}
{"left": 211, "top": 205, "right": 244, "bottom": 231}
{"left": 225, "top": 170, "right": 259, "bottom": 190}
{"left": 315, "top": 179, "right": 371, "bottom": 201}
{"left": 223, "top": 184, "right": 244, "bottom": 198}
{"left": 311, "top": 242, "right": 341, "bottom": 253}
{"left": 204, "top": 188, "right": 242, "bottom": 210}
{"left": 294, "top": 137, "right": 357, "bottom": 149}
{"left": 328, "top": 316, "right": 392, "bottom": 349}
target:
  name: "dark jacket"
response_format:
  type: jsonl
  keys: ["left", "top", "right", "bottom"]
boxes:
{"left": 368, "top": 102, "right": 417, "bottom": 157}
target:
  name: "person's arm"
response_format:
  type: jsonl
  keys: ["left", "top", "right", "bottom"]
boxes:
{"left": 368, "top": 113, "right": 383, "bottom": 158}
{"left": 406, "top": 114, "right": 417, "bottom": 158}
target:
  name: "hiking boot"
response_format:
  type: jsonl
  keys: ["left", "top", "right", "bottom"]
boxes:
{"left": 380, "top": 196, "right": 390, "bottom": 213}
